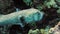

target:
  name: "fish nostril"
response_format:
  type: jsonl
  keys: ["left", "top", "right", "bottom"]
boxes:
{"left": 20, "top": 16, "right": 25, "bottom": 22}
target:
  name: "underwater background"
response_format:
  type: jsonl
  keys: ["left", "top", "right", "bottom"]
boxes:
{"left": 0, "top": 0, "right": 60, "bottom": 34}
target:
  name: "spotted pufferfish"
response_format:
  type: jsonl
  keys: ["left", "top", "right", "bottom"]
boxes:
{"left": 0, "top": 8, "right": 44, "bottom": 27}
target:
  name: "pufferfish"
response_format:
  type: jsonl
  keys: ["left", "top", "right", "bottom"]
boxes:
{"left": 0, "top": 8, "right": 44, "bottom": 27}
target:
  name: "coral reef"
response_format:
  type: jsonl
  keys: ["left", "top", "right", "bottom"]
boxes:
{"left": 49, "top": 21, "right": 60, "bottom": 34}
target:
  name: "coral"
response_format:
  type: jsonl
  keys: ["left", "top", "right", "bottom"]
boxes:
{"left": 49, "top": 21, "right": 60, "bottom": 34}
{"left": 57, "top": 8, "right": 60, "bottom": 13}
{"left": 44, "top": 0, "right": 57, "bottom": 8}
{"left": 28, "top": 29, "right": 40, "bottom": 34}
{"left": 23, "top": 0, "right": 32, "bottom": 6}
{"left": 55, "top": 0, "right": 60, "bottom": 6}
{"left": 40, "top": 26, "right": 50, "bottom": 34}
